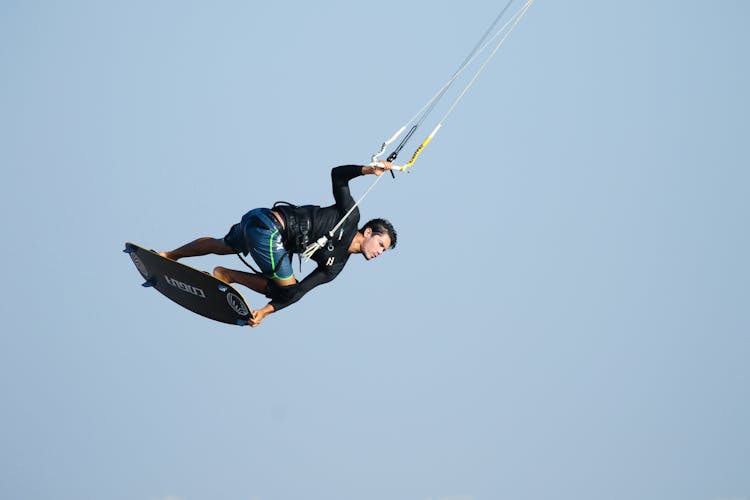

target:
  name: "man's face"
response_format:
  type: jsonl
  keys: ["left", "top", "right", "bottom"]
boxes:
{"left": 362, "top": 229, "right": 392, "bottom": 260}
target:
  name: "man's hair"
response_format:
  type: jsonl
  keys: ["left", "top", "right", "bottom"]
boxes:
{"left": 360, "top": 218, "right": 397, "bottom": 249}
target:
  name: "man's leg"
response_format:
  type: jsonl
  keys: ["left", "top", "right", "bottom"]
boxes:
{"left": 213, "top": 267, "right": 268, "bottom": 294}
{"left": 213, "top": 267, "right": 297, "bottom": 294}
{"left": 160, "top": 237, "right": 235, "bottom": 261}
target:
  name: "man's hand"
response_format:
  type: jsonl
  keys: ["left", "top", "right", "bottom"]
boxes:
{"left": 365, "top": 161, "right": 393, "bottom": 176}
{"left": 248, "top": 304, "right": 274, "bottom": 327}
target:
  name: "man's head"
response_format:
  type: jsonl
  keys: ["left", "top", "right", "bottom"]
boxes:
{"left": 359, "top": 218, "right": 397, "bottom": 260}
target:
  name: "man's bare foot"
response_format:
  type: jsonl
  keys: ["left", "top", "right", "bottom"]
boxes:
{"left": 213, "top": 266, "right": 233, "bottom": 283}
{"left": 159, "top": 251, "right": 175, "bottom": 260}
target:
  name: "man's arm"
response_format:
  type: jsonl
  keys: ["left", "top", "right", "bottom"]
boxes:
{"left": 268, "top": 267, "right": 336, "bottom": 311}
{"left": 331, "top": 163, "right": 393, "bottom": 210}
{"left": 331, "top": 165, "right": 364, "bottom": 211}
{"left": 248, "top": 266, "right": 339, "bottom": 327}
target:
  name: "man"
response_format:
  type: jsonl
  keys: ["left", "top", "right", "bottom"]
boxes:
{"left": 159, "top": 162, "right": 397, "bottom": 327}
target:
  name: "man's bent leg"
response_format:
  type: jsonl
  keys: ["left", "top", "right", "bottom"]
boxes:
{"left": 161, "top": 237, "right": 235, "bottom": 261}
{"left": 213, "top": 267, "right": 269, "bottom": 295}
{"left": 213, "top": 267, "right": 297, "bottom": 295}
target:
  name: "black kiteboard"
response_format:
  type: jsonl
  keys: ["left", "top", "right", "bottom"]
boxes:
{"left": 124, "top": 242, "right": 252, "bottom": 326}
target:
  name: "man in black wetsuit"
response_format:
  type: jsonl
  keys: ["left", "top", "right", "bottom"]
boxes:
{"left": 159, "top": 162, "right": 397, "bottom": 327}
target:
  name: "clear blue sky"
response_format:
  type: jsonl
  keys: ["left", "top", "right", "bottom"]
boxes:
{"left": 1, "top": 1, "right": 748, "bottom": 500}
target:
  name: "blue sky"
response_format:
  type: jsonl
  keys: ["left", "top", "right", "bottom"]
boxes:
{"left": 1, "top": 1, "right": 748, "bottom": 500}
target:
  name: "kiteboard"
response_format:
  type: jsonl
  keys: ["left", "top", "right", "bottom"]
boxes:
{"left": 124, "top": 242, "right": 252, "bottom": 326}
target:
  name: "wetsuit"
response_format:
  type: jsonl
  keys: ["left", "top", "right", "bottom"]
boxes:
{"left": 267, "top": 165, "right": 364, "bottom": 311}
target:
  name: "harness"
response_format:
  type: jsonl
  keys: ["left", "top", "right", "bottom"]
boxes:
{"left": 273, "top": 201, "right": 316, "bottom": 273}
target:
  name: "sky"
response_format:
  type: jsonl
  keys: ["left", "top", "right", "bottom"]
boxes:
{"left": 1, "top": 1, "right": 748, "bottom": 500}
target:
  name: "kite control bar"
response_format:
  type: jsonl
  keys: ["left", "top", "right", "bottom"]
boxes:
{"left": 368, "top": 123, "right": 442, "bottom": 173}
{"left": 368, "top": 123, "right": 442, "bottom": 172}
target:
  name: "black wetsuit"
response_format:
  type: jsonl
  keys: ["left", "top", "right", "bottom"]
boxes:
{"left": 269, "top": 165, "right": 364, "bottom": 311}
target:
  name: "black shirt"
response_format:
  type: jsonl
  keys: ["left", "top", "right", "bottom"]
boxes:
{"left": 270, "top": 165, "right": 363, "bottom": 311}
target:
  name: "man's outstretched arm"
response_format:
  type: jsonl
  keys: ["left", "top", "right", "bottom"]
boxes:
{"left": 331, "top": 162, "right": 393, "bottom": 210}
{"left": 250, "top": 261, "right": 347, "bottom": 326}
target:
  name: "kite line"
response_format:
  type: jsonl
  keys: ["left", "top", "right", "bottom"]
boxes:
{"left": 302, "top": 0, "right": 535, "bottom": 260}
